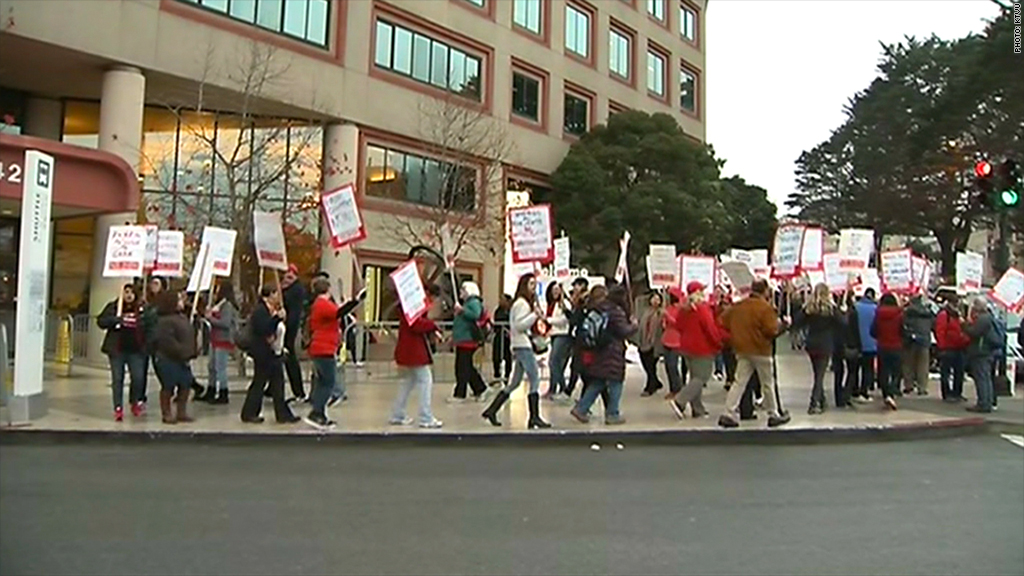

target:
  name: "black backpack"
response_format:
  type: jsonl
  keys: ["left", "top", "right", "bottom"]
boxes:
{"left": 234, "top": 316, "right": 253, "bottom": 355}
{"left": 575, "top": 308, "right": 610, "bottom": 350}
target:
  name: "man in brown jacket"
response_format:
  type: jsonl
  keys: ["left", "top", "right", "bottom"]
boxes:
{"left": 718, "top": 279, "right": 791, "bottom": 428}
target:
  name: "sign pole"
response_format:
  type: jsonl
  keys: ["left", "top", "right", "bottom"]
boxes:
{"left": 190, "top": 246, "right": 210, "bottom": 320}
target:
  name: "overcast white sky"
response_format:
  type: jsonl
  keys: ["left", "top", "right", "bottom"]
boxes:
{"left": 705, "top": 0, "right": 1003, "bottom": 213}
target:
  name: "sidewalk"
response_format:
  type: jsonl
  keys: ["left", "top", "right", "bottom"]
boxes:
{"left": 3, "top": 350, "right": 1011, "bottom": 443}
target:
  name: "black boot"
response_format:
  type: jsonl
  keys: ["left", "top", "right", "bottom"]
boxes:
{"left": 190, "top": 379, "right": 205, "bottom": 401}
{"left": 481, "top": 390, "right": 509, "bottom": 427}
{"left": 527, "top": 392, "right": 551, "bottom": 429}
{"left": 198, "top": 386, "right": 217, "bottom": 403}
{"left": 214, "top": 388, "right": 229, "bottom": 404}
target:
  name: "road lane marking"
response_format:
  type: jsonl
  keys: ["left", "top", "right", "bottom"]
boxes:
{"left": 1001, "top": 434, "right": 1024, "bottom": 449}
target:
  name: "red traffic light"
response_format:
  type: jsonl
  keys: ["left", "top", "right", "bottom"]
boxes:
{"left": 975, "top": 160, "right": 993, "bottom": 178}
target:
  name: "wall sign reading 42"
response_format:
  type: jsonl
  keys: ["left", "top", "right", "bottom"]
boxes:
{"left": 0, "top": 161, "right": 24, "bottom": 184}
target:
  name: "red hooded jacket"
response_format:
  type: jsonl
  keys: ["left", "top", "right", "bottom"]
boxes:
{"left": 394, "top": 312, "right": 438, "bottom": 367}
{"left": 871, "top": 305, "right": 904, "bottom": 352}
{"left": 934, "top": 308, "right": 970, "bottom": 351}
{"left": 674, "top": 301, "right": 728, "bottom": 357}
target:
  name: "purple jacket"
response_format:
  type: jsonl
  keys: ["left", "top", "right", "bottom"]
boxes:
{"left": 582, "top": 300, "right": 637, "bottom": 382}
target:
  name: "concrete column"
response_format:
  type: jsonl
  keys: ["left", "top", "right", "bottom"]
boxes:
{"left": 319, "top": 122, "right": 360, "bottom": 298}
{"left": 22, "top": 97, "right": 63, "bottom": 140}
{"left": 87, "top": 66, "right": 145, "bottom": 362}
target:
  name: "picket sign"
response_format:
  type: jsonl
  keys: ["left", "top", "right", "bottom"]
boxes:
{"left": 838, "top": 228, "right": 874, "bottom": 272}
{"left": 772, "top": 224, "right": 805, "bottom": 279}
{"left": 721, "top": 261, "right": 754, "bottom": 295}
{"left": 508, "top": 204, "right": 555, "bottom": 264}
{"left": 648, "top": 244, "right": 678, "bottom": 288}
{"left": 991, "top": 268, "right": 1024, "bottom": 312}
{"left": 390, "top": 259, "right": 430, "bottom": 325}
{"left": 880, "top": 249, "right": 914, "bottom": 294}
{"left": 102, "top": 225, "right": 147, "bottom": 278}
{"left": 956, "top": 251, "right": 985, "bottom": 293}
{"left": 186, "top": 240, "right": 214, "bottom": 293}
{"left": 614, "top": 231, "right": 631, "bottom": 284}
{"left": 154, "top": 231, "right": 184, "bottom": 277}
{"left": 201, "top": 226, "right": 237, "bottom": 277}
{"left": 142, "top": 225, "right": 159, "bottom": 273}
{"left": 679, "top": 255, "right": 716, "bottom": 295}
{"left": 805, "top": 269, "right": 826, "bottom": 288}
{"left": 553, "top": 237, "right": 571, "bottom": 279}
{"left": 823, "top": 253, "right": 848, "bottom": 293}
{"left": 799, "top": 227, "right": 825, "bottom": 272}
{"left": 253, "top": 211, "right": 289, "bottom": 271}
{"left": 322, "top": 184, "right": 367, "bottom": 249}
{"left": 910, "top": 256, "right": 929, "bottom": 295}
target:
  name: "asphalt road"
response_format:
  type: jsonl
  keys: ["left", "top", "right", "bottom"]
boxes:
{"left": 1, "top": 437, "right": 1022, "bottom": 576}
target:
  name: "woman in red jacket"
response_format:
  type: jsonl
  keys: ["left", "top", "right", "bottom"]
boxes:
{"left": 871, "top": 293, "right": 904, "bottom": 410}
{"left": 390, "top": 301, "right": 443, "bottom": 428}
{"left": 934, "top": 295, "right": 970, "bottom": 402}
{"left": 661, "top": 286, "right": 688, "bottom": 399}
{"left": 303, "top": 277, "right": 366, "bottom": 430}
{"left": 669, "top": 281, "right": 727, "bottom": 419}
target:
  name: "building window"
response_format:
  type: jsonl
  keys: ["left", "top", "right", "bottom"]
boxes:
{"left": 176, "top": 0, "right": 330, "bottom": 47}
{"left": 374, "top": 19, "right": 483, "bottom": 100}
{"left": 564, "top": 4, "right": 590, "bottom": 58}
{"left": 365, "top": 144, "right": 477, "bottom": 211}
{"left": 513, "top": 0, "right": 542, "bottom": 35}
{"left": 646, "top": 0, "right": 665, "bottom": 21}
{"left": 564, "top": 93, "right": 589, "bottom": 136}
{"left": 647, "top": 50, "right": 666, "bottom": 97}
{"left": 681, "top": 4, "right": 697, "bottom": 42}
{"left": 608, "top": 101, "right": 629, "bottom": 118}
{"left": 680, "top": 65, "right": 697, "bottom": 113}
{"left": 512, "top": 72, "right": 541, "bottom": 121}
{"left": 609, "top": 28, "right": 631, "bottom": 80}
{"left": 464, "top": 0, "right": 485, "bottom": 6}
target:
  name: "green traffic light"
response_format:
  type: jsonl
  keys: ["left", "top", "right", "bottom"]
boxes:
{"left": 1001, "top": 189, "right": 1020, "bottom": 206}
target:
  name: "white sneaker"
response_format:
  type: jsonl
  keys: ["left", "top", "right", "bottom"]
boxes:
{"left": 389, "top": 417, "right": 414, "bottom": 426}
{"left": 446, "top": 396, "right": 468, "bottom": 404}
{"left": 419, "top": 418, "right": 443, "bottom": 429}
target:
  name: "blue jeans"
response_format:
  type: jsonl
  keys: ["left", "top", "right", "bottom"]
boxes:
{"left": 714, "top": 354, "right": 725, "bottom": 375}
{"left": 576, "top": 379, "right": 623, "bottom": 419}
{"left": 969, "top": 354, "right": 994, "bottom": 411}
{"left": 310, "top": 356, "right": 337, "bottom": 417}
{"left": 391, "top": 366, "right": 435, "bottom": 424}
{"left": 939, "top": 350, "right": 965, "bottom": 400}
{"left": 547, "top": 336, "right": 573, "bottom": 395}
{"left": 332, "top": 362, "right": 347, "bottom": 402}
{"left": 154, "top": 356, "right": 192, "bottom": 395}
{"left": 207, "top": 348, "right": 230, "bottom": 392}
{"left": 108, "top": 352, "right": 146, "bottom": 409}
{"left": 878, "top": 350, "right": 902, "bottom": 400}
{"left": 505, "top": 348, "right": 540, "bottom": 395}
{"left": 664, "top": 350, "right": 685, "bottom": 394}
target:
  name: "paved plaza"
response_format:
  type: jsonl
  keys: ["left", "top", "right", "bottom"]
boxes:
{"left": 4, "top": 348, "right": 1018, "bottom": 438}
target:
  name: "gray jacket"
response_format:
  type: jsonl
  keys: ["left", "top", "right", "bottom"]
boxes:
{"left": 902, "top": 299, "right": 935, "bottom": 347}
{"left": 963, "top": 310, "right": 995, "bottom": 359}
{"left": 207, "top": 299, "right": 238, "bottom": 347}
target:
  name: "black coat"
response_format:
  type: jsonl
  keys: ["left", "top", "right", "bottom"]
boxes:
{"left": 250, "top": 301, "right": 282, "bottom": 362}
{"left": 794, "top": 306, "right": 843, "bottom": 356}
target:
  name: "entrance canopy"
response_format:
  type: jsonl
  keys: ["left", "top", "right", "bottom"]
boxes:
{"left": 0, "top": 133, "right": 137, "bottom": 217}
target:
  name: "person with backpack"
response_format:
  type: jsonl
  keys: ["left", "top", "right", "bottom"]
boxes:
{"left": 901, "top": 294, "right": 935, "bottom": 396}
{"left": 481, "top": 273, "right": 551, "bottom": 429}
{"left": 638, "top": 292, "right": 666, "bottom": 397}
{"left": 544, "top": 281, "right": 575, "bottom": 404}
{"left": 668, "top": 281, "right": 727, "bottom": 419}
{"left": 963, "top": 298, "right": 999, "bottom": 413}
{"left": 199, "top": 281, "right": 237, "bottom": 405}
{"left": 563, "top": 280, "right": 590, "bottom": 398}
{"left": 96, "top": 283, "right": 148, "bottom": 421}
{"left": 448, "top": 281, "right": 491, "bottom": 403}
{"left": 569, "top": 284, "right": 636, "bottom": 425}
{"left": 849, "top": 288, "right": 879, "bottom": 402}
{"left": 871, "top": 293, "right": 904, "bottom": 411}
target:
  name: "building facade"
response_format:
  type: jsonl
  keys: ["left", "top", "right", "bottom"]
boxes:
{"left": 0, "top": 0, "right": 706, "bottom": 359}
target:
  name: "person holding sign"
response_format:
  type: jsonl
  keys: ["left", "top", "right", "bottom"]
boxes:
{"left": 390, "top": 297, "right": 444, "bottom": 429}
{"left": 199, "top": 281, "right": 238, "bottom": 405}
{"left": 870, "top": 293, "right": 904, "bottom": 411}
{"left": 96, "top": 284, "right": 148, "bottom": 422}
{"left": 481, "top": 274, "right": 552, "bottom": 429}
{"left": 281, "top": 265, "right": 309, "bottom": 403}
{"left": 240, "top": 285, "right": 301, "bottom": 425}
{"left": 668, "top": 281, "right": 727, "bottom": 420}
{"left": 963, "top": 298, "right": 1000, "bottom": 414}
{"left": 791, "top": 284, "right": 844, "bottom": 414}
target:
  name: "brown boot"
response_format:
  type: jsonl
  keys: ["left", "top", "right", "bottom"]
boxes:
{"left": 160, "top": 390, "right": 176, "bottom": 424}
{"left": 175, "top": 393, "right": 194, "bottom": 423}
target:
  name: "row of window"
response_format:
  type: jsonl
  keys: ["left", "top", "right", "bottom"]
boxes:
{"left": 365, "top": 145, "right": 478, "bottom": 212}
{"left": 178, "top": 0, "right": 330, "bottom": 46}
{"left": 374, "top": 20, "right": 482, "bottom": 100}
{"left": 496, "top": 0, "right": 699, "bottom": 44}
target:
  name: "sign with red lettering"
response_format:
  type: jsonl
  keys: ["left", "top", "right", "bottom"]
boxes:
{"left": 200, "top": 226, "right": 237, "bottom": 277}
{"left": 253, "top": 211, "right": 288, "bottom": 271}
{"left": 102, "top": 225, "right": 146, "bottom": 278}
{"left": 509, "top": 204, "right": 554, "bottom": 264}
{"left": 154, "top": 230, "right": 184, "bottom": 277}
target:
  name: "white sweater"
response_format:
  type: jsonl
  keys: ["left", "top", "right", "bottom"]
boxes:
{"left": 547, "top": 301, "right": 571, "bottom": 337}
{"left": 510, "top": 299, "right": 539, "bottom": 349}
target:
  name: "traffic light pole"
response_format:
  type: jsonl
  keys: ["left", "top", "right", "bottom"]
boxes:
{"left": 995, "top": 209, "right": 1010, "bottom": 278}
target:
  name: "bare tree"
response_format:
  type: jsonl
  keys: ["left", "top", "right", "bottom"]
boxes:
{"left": 376, "top": 93, "right": 515, "bottom": 267}
{"left": 140, "top": 38, "right": 324, "bottom": 302}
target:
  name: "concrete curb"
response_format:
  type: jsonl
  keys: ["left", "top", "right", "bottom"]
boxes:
{"left": 0, "top": 417, "right": 990, "bottom": 447}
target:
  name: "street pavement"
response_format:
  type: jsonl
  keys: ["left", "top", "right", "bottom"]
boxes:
{"left": 1, "top": 437, "right": 1022, "bottom": 575}
{"left": 6, "top": 348, "right": 1017, "bottom": 436}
